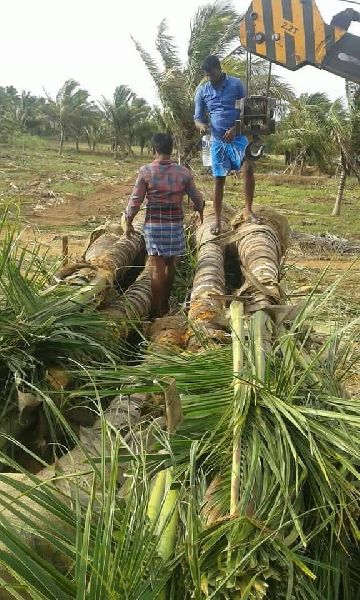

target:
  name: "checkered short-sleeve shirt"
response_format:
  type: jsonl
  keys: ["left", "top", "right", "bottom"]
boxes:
{"left": 125, "top": 160, "right": 203, "bottom": 224}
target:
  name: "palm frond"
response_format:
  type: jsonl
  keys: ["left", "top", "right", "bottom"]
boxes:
{"left": 75, "top": 282, "right": 360, "bottom": 598}
{"left": 131, "top": 36, "right": 162, "bottom": 86}
{"left": 156, "top": 19, "right": 182, "bottom": 71}
{"left": 0, "top": 412, "right": 179, "bottom": 599}
{"left": 187, "top": 1, "right": 241, "bottom": 87}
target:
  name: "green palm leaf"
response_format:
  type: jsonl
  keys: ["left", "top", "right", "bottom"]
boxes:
{"left": 156, "top": 19, "right": 182, "bottom": 71}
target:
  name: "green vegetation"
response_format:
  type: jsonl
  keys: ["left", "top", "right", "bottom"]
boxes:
{"left": 0, "top": 292, "right": 358, "bottom": 598}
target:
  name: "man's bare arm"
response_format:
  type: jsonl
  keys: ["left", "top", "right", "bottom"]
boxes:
{"left": 194, "top": 120, "right": 208, "bottom": 134}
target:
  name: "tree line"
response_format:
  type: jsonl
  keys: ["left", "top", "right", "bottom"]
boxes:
{"left": 0, "top": 81, "right": 158, "bottom": 158}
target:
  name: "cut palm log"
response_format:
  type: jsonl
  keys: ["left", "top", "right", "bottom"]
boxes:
{"left": 55, "top": 217, "right": 145, "bottom": 308}
{"left": 57, "top": 231, "right": 144, "bottom": 285}
{"left": 104, "top": 267, "right": 152, "bottom": 336}
{"left": 14, "top": 269, "right": 152, "bottom": 420}
{"left": 148, "top": 315, "right": 187, "bottom": 352}
{"left": 84, "top": 231, "right": 144, "bottom": 277}
{"left": 86, "top": 220, "right": 124, "bottom": 248}
{"left": 231, "top": 207, "right": 289, "bottom": 313}
{"left": 186, "top": 208, "right": 233, "bottom": 350}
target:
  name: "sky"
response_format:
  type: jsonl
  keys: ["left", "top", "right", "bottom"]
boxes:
{"left": 0, "top": 0, "right": 359, "bottom": 105}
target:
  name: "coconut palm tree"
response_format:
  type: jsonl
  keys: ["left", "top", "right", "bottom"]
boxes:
{"left": 0, "top": 87, "right": 44, "bottom": 139}
{"left": 132, "top": 2, "right": 294, "bottom": 164}
{"left": 44, "top": 79, "right": 97, "bottom": 155}
{"left": 275, "top": 90, "right": 360, "bottom": 213}
{"left": 331, "top": 82, "right": 360, "bottom": 216}
{"left": 274, "top": 92, "right": 335, "bottom": 175}
{"left": 101, "top": 85, "right": 152, "bottom": 158}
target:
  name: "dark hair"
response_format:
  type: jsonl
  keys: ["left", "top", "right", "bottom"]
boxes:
{"left": 151, "top": 132, "right": 173, "bottom": 155}
{"left": 202, "top": 55, "right": 221, "bottom": 73}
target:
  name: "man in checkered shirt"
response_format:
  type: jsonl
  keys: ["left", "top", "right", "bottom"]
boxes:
{"left": 124, "top": 133, "right": 204, "bottom": 317}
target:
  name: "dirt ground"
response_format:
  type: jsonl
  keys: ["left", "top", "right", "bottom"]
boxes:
{"left": 22, "top": 182, "right": 131, "bottom": 227}
{"left": 18, "top": 180, "right": 132, "bottom": 260}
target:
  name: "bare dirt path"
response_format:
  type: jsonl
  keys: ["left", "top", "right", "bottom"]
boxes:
{"left": 22, "top": 182, "right": 132, "bottom": 227}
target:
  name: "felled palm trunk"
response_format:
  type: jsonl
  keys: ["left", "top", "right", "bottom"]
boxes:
{"left": 55, "top": 218, "right": 145, "bottom": 307}
{"left": 186, "top": 208, "right": 233, "bottom": 350}
{"left": 148, "top": 315, "right": 188, "bottom": 352}
{"left": 231, "top": 207, "right": 289, "bottom": 313}
{"left": 15, "top": 262, "right": 153, "bottom": 422}
{"left": 104, "top": 267, "right": 152, "bottom": 337}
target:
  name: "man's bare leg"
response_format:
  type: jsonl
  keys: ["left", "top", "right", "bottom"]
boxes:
{"left": 242, "top": 160, "right": 257, "bottom": 220}
{"left": 149, "top": 256, "right": 167, "bottom": 317}
{"left": 212, "top": 176, "right": 226, "bottom": 234}
{"left": 163, "top": 257, "right": 176, "bottom": 314}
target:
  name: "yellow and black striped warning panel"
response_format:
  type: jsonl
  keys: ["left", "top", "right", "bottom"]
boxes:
{"left": 239, "top": 0, "right": 346, "bottom": 70}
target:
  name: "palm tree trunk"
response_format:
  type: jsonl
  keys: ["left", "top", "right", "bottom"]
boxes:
{"left": 56, "top": 227, "right": 145, "bottom": 306}
{"left": 299, "top": 158, "right": 305, "bottom": 175}
{"left": 114, "top": 141, "right": 119, "bottom": 160}
{"left": 232, "top": 207, "right": 289, "bottom": 313}
{"left": 59, "top": 127, "right": 65, "bottom": 156}
{"left": 186, "top": 207, "right": 233, "bottom": 350}
{"left": 104, "top": 268, "right": 152, "bottom": 336}
{"left": 332, "top": 160, "right": 347, "bottom": 216}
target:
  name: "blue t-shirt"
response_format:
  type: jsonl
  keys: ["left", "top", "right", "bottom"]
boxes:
{"left": 194, "top": 75, "right": 246, "bottom": 139}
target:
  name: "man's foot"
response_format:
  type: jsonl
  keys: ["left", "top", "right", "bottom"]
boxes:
{"left": 210, "top": 223, "right": 221, "bottom": 235}
{"left": 242, "top": 208, "right": 261, "bottom": 224}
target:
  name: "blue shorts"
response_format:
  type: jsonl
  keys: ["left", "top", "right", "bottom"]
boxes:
{"left": 210, "top": 135, "right": 249, "bottom": 177}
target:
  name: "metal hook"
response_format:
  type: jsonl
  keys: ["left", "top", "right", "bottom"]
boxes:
{"left": 245, "top": 141, "right": 265, "bottom": 161}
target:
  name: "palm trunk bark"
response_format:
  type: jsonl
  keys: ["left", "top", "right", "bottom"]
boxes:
{"left": 232, "top": 207, "right": 289, "bottom": 313}
{"left": 332, "top": 159, "right": 347, "bottom": 216}
{"left": 186, "top": 207, "right": 233, "bottom": 350}
{"left": 56, "top": 225, "right": 145, "bottom": 307}
{"left": 104, "top": 267, "right": 152, "bottom": 336}
{"left": 59, "top": 127, "right": 65, "bottom": 156}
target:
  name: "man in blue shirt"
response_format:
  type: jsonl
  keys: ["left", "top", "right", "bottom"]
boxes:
{"left": 194, "top": 55, "right": 256, "bottom": 234}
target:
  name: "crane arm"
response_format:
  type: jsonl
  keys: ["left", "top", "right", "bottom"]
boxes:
{"left": 239, "top": 0, "right": 360, "bottom": 84}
